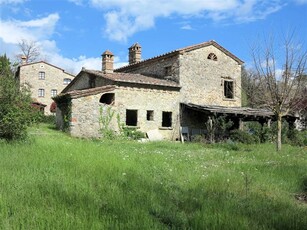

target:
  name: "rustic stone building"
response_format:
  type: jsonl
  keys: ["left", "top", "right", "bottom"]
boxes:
{"left": 15, "top": 60, "right": 75, "bottom": 115}
{"left": 55, "top": 41, "right": 246, "bottom": 140}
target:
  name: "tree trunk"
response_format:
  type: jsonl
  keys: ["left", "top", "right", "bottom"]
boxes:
{"left": 276, "top": 114, "right": 282, "bottom": 151}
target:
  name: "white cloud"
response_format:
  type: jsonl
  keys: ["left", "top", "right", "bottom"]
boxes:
{"left": 294, "top": 0, "right": 307, "bottom": 4}
{"left": 0, "top": 0, "right": 27, "bottom": 4}
{"left": 85, "top": 0, "right": 286, "bottom": 42}
{"left": 0, "top": 13, "right": 60, "bottom": 44}
{"left": 0, "top": 13, "right": 126, "bottom": 74}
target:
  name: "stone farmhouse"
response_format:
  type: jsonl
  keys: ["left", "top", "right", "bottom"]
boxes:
{"left": 55, "top": 40, "right": 275, "bottom": 140}
{"left": 15, "top": 59, "right": 75, "bottom": 115}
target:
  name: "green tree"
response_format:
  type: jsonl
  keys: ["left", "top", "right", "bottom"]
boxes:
{"left": 0, "top": 54, "right": 39, "bottom": 140}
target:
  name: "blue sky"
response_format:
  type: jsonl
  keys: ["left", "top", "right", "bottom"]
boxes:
{"left": 0, "top": 0, "right": 307, "bottom": 74}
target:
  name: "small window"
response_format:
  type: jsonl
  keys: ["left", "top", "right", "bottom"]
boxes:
{"left": 162, "top": 111, "right": 172, "bottom": 127}
{"left": 38, "top": 88, "right": 45, "bottom": 97}
{"left": 63, "top": 78, "right": 71, "bottom": 85}
{"left": 51, "top": 89, "right": 57, "bottom": 97}
{"left": 40, "top": 65, "right": 44, "bottom": 68}
{"left": 146, "top": 110, "right": 154, "bottom": 121}
{"left": 224, "top": 80, "right": 234, "bottom": 99}
{"left": 38, "top": 71, "right": 45, "bottom": 80}
{"left": 164, "top": 66, "right": 172, "bottom": 76}
{"left": 208, "top": 53, "right": 217, "bottom": 61}
{"left": 126, "top": 110, "right": 138, "bottom": 126}
{"left": 100, "top": 93, "right": 115, "bottom": 105}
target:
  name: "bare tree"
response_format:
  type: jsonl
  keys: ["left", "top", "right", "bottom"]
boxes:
{"left": 18, "top": 39, "right": 40, "bottom": 64}
{"left": 250, "top": 33, "right": 307, "bottom": 151}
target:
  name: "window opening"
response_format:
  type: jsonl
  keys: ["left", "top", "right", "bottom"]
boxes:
{"left": 126, "top": 110, "right": 138, "bottom": 126}
{"left": 63, "top": 78, "right": 71, "bottom": 85}
{"left": 224, "top": 80, "right": 234, "bottom": 99}
{"left": 51, "top": 89, "right": 57, "bottom": 97}
{"left": 164, "top": 66, "right": 172, "bottom": 76}
{"left": 146, "top": 110, "right": 154, "bottom": 121}
{"left": 39, "top": 71, "right": 45, "bottom": 80}
{"left": 38, "top": 88, "right": 45, "bottom": 97}
{"left": 207, "top": 53, "right": 217, "bottom": 61}
{"left": 99, "top": 93, "right": 115, "bottom": 105}
{"left": 162, "top": 111, "right": 172, "bottom": 127}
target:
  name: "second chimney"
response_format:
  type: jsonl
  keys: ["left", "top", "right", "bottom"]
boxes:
{"left": 129, "top": 43, "right": 141, "bottom": 65}
{"left": 101, "top": 50, "right": 114, "bottom": 73}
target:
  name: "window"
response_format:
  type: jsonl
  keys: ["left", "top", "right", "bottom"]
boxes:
{"left": 38, "top": 88, "right": 45, "bottom": 97}
{"left": 51, "top": 89, "right": 57, "bottom": 97}
{"left": 100, "top": 93, "right": 115, "bottom": 105}
{"left": 126, "top": 109, "right": 138, "bottom": 126}
{"left": 63, "top": 78, "right": 71, "bottom": 85}
{"left": 207, "top": 53, "right": 217, "bottom": 61}
{"left": 38, "top": 71, "right": 45, "bottom": 80}
{"left": 162, "top": 111, "right": 172, "bottom": 127}
{"left": 224, "top": 80, "right": 234, "bottom": 99}
{"left": 146, "top": 110, "right": 154, "bottom": 121}
{"left": 164, "top": 66, "right": 172, "bottom": 76}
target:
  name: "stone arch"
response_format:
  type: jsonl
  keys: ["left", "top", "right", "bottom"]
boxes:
{"left": 99, "top": 93, "right": 115, "bottom": 105}
{"left": 208, "top": 53, "right": 217, "bottom": 61}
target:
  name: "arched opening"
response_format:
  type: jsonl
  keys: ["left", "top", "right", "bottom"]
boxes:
{"left": 208, "top": 53, "right": 217, "bottom": 61}
{"left": 99, "top": 93, "right": 115, "bottom": 105}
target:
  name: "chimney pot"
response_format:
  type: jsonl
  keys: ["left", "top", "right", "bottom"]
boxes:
{"left": 129, "top": 43, "right": 141, "bottom": 65}
{"left": 101, "top": 50, "right": 114, "bottom": 73}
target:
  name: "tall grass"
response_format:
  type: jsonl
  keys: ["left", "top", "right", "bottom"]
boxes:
{"left": 0, "top": 124, "right": 306, "bottom": 229}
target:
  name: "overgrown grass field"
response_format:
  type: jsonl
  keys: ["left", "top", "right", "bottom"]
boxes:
{"left": 0, "top": 124, "right": 306, "bottom": 229}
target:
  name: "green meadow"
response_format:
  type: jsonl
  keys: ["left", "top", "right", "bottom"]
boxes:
{"left": 0, "top": 124, "right": 306, "bottom": 229}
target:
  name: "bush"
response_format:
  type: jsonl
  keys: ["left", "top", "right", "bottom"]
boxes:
{"left": 0, "top": 76, "right": 39, "bottom": 140}
{"left": 121, "top": 126, "right": 145, "bottom": 140}
{"left": 230, "top": 129, "right": 259, "bottom": 144}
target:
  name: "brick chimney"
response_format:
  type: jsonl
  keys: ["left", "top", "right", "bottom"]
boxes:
{"left": 101, "top": 50, "right": 114, "bottom": 73}
{"left": 129, "top": 43, "right": 141, "bottom": 65}
{"left": 21, "top": 55, "right": 27, "bottom": 65}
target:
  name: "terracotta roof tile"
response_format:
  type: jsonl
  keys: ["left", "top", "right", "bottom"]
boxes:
{"left": 115, "top": 40, "right": 244, "bottom": 72}
{"left": 84, "top": 69, "right": 180, "bottom": 88}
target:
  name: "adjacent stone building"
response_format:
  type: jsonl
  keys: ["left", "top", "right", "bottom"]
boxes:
{"left": 55, "top": 40, "right": 245, "bottom": 140}
{"left": 15, "top": 60, "right": 75, "bottom": 114}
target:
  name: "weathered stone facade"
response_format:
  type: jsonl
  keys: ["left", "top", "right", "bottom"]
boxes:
{"left": 65, "top": 86, "right": 180, "bottom": 139}
{"left": 116, "top": 41, "right": 242, "bottom": 107}
{"left": 56, "top": 40, "right": 244, "bottom": 140}
{"left": 16, "top": 61, "right": 75, "bottom": 114}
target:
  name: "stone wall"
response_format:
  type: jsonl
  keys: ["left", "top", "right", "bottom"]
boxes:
{"left": 117, "top": 54, "right": 180, "bottom": 83}
{"left": 69, "top": 86, "right": 180, "bottom": 140}
{"left": 179, "top": 46, "right": 242, "bottom": 107}
{"left": 19, "top": 62, "right": 74, "bottom": 114}
{"left": 118, "top": 44, "right": 242, "bottom": 107}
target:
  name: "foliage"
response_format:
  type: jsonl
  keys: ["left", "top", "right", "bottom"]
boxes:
{"left": 204, "top": 115, "right": 233, "bottom": 143}
{"left": 0, "top": 124, "right": 306, "bottom": 229}
{"left": 0, "top": 55, "right": 40, "bottom": 140}
{"left": 229, "top": 129, "right": 260, "bottom": 144}
{"left": 53, "top": 94, "right": 71, "bottom": 132}
{"left": 120, "top": 126, "right": 145, "bottom": 140}
{"left": 99, "top": 105, "right": 116, "bottom": 139}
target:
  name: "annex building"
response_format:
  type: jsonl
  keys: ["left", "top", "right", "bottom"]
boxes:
{"left": 16, "top": 59, "right": 75, "bottom": 115}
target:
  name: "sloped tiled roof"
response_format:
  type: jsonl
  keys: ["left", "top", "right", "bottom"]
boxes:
{"left": 65, "top": 85, "right": 116, "bottom": 98}
{"left": 19, "top": 60, "right": 75, "bottom": 77}
{"left": 115, "top": 40, "right": 244, "bottom": 72}
{"left": 84, "top": 69, "right": 180, "bottom": 88}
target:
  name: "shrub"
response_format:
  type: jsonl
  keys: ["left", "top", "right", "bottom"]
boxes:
{"left": 229, "top": 129, "right": 259, "bottom": 144}
{"left": 0, "top": 76, "right": 39, "bottom": 140}
{"left": 121, "top": 126, "right": 145, "bottom": 140}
